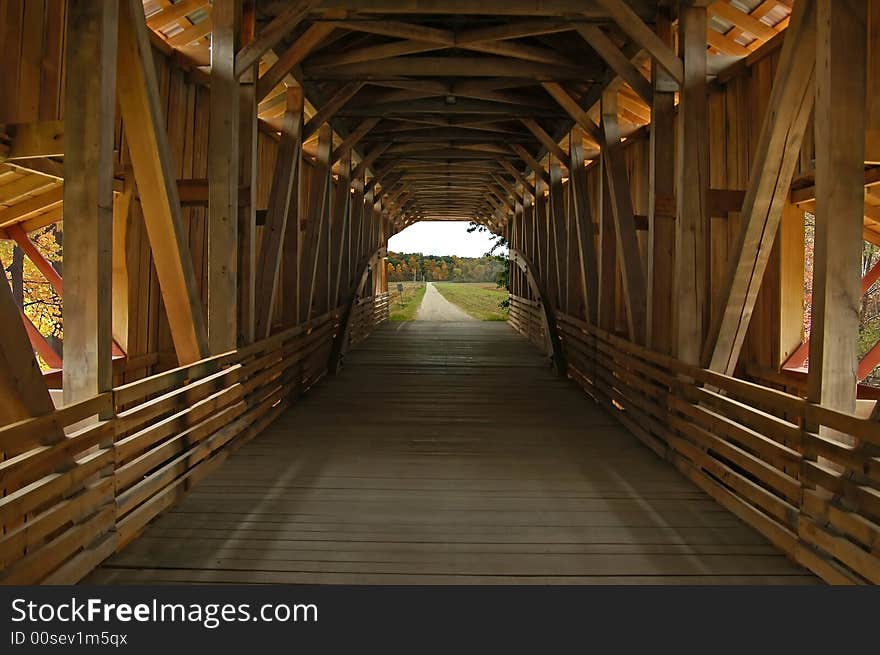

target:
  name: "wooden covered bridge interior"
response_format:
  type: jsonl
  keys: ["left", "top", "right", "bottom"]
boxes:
{"left": 1, "top": 0, "right": 879, "bottom": 585}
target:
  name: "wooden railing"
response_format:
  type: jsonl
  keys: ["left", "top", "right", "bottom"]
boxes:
{"left": 508, "top": 295, "right": 547, "bottom": 352}
{"left": 552, "top": 309, "right": 880, "bottom": 584}
{"left": 348, "top": 292, "right": 389, "bottom": 348}
{"left": 0, "top": 297, "right": 389, "bottom": 584}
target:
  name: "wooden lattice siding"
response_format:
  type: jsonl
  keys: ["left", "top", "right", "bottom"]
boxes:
{"left": 569, "top": 39, "right": 808, "bottom": 375}
{"left": 0, "top": 0, "right": 67, "bottom": 124}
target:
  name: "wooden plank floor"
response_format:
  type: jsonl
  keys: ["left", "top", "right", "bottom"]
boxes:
{"left": 89, "top": 322, "right": 816, "bottom": 584}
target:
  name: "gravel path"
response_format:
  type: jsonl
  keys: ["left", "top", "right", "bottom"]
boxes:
{"left": 415, "top": 282, "right": 474, "bottom": 321}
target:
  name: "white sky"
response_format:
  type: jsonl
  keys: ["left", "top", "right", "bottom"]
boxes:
{"left": 388, "top": 221, "right": 507, "bottom": 258}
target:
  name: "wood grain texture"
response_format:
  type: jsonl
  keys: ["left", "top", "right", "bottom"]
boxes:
{"left": 89, "top": 322, "right": 813, "bottom": 585}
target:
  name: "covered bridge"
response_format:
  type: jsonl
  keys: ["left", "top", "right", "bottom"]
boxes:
{"left": 1, "top": 0, "right": 879, "bottom": 584}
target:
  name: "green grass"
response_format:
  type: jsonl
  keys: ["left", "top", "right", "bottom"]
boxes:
{"left": 388, "top": 281, "right": 427, "bottom": 321}
{"left": 433, "top": 282, "right": 509, "bottom": 321}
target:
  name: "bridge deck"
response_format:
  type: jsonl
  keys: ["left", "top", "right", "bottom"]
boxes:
{"left": 89, "top": 322, "right": 815, "bottom": 584}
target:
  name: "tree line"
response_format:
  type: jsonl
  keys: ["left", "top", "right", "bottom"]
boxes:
{"left": 386, "top": 252, "right": 506, "bottom": 283}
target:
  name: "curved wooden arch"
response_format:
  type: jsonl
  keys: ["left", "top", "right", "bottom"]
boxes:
{"left": 509, "top": 248, "right": 566, "bottom": 376}
{"left": 328, "top": 246, "right": 387, "bottom": 374}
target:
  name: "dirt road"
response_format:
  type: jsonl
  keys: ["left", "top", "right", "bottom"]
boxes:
{"left": 415, "top": 282, "right": 474, "bottom": 321}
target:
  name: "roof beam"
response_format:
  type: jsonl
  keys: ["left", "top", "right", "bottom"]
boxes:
{"left": 520, "top": 118, "right": 569, "bottom": 165}
{"left": 572, "top": 23, "right": 653, "bottom": 104}
{"left": 594, "top": 0, "right": 684, "bottom": 85}
{"left": 541, "top": 82, "right": 602, "bottom": 142}
{"left": 256, "top": 23, "right": 335, "bottom": 101}
{"left": 304, "top": 56, "right": 594, "bottom": 80}
{"left": 235, "top": 0, "right": 316, "bottom": 78}
{"left": 303, "top": 82, "right": 365, "bottom": 140}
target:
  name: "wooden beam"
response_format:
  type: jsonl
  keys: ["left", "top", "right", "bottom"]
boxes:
{"left": 509, "top": 144, "right": 547, "bottom": 184}
{"left": 540, "top": 82, "right": 601, "bottom": 143}
{"left": 457, "top": 19, "right": 573, "bottom": 43}
{"left": 674, "top": 3, "right": 709, "bottom": 365}
{"left": 332, "top": 118, "right": 380, "bottom": 164}
{"left": 807, "top": 0, "right": 868, "bottom": 416}
{"left": 315, "top": 0, "right": 656, "bottom": 16}
{"left": 777, "top": 201, "right": 805, "bottom": 367}
{"left": 112, "top": 174, "right": 133, "bottom": 354}
{"left": 117, "top": 0, "right": 208, "bottom": 364}
{"left": 300, "top": 125, "right": 332, "bottom": 320}
{"left": 601, "top": 90, "right": 647, "bottom": 344}
{"left": 0, "top": 187, "right": 63, "bottom": 229}
{"left": 208, "top": 0, "right": 241, "bottom": 353}
{"left": 594, "top": 0, "right": 683, "bottom": 86}
{"left": 519, "top": 118, "right": 568, "bottom": 166}
{"left": 596, "top": 163, "right": 616, "bottom": 332}
{"left": 254, "top": 89, "right": 303, "bottom": 339}
{"left": 547, "top": 162, "right": 566, "bottom": 308}
{"left": 353, "top": 142, "right": 391, "bottom": 180}
{"left": 256, "top": 23, "right": 335, "bottom": 102}
{"left": 307, "top": 39, "right": 447, "bottom": 68}
{"left": 709, "top": 1, "right": 778, "bottom": 42}
{"left": 647, "top": 5, "right": 675, "bottom": 355}
{"left": 3, "top": 120, "right": 64, "bottom": 160}
{"left": 238, "top": 5, "right": 258, "bottom": 346}
{"left": 147, "top": 0, "right": 208, "bottom": 30}
{"left": 303, "top": 82, "right": 365, "bottom": 141}
{"left": 63, "top": 0, "right": 117, "bottom": 404}
{"left": 166, "top": 12, "right": 213, "bottom": 47}
{"left": 0, "top": 274, "right": 56, "bottom": 426}
{"left": 572, "top": 23, "right": 653, "bottom": 104}
{"left": 234, "top": 0, "right": 316, "bottom": 78}
{"left": 867, "top": 0, "right": 880, "bottom": 164}
{"left": 462, "top": 40, "right": 579, "bottom": 68}
{"left": 569, "top": 130, "right": 599, "bottom": 323}
{"left": 331, "top": 151, "right": 353, "bottom": 307}
{"left": 305, "top": 56, "right": 590, "bottom": 80}
{"left": 705, "top": 0, "right": 816, "bottom": 374}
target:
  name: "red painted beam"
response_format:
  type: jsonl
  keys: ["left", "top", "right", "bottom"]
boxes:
{"left": 19, "top": 309, "right": 62, "bottom": 369}
{"left": 784, "top": 256, "right": 880, "bottom": 371}
{"left": 7, "top": 223, "right": 126, "bottom": 358}
{"left": 6, "top": 223, "right": 64, "bottom": 294}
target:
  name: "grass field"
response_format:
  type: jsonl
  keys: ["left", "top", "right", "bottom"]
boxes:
{"left": 388, "top": 281, "right": 426, "bottom": 321}
{"left": 433, "top": 282, "right": 509, "bottom": 321}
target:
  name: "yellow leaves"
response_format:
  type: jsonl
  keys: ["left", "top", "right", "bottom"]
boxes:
{"left": 1, "top": 222, "right": 63, "bottom": 370}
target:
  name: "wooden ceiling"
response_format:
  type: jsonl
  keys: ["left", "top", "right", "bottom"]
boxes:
{"left": 0, "top": 1, "right": 795, "bottom": 233}
{"left": 138, "top": 0, "right": 793, "bottom": 226}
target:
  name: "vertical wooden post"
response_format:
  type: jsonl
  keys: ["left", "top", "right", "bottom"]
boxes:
{"left": 208, "top": 0, "right": 241, "bottom": 353}
{"left": 349, "top": 173, "right": 365, "bottom": 291}
{"left": 569, "top": 132, "right": 599, "bottom": 323}
{"left": 255, "top": 88, "right": 303, "bottom": 339}
{"left": 597, "top": 158, "right": 617, "bottom": 332}
{"left": 647, "top": 4, "right": 675, "bottom": 355}
{"left": 601, "top": 90, "right": 647, "bottom": 344}
{"left": 548, "top": 162, "right": 566, "bottom": 309}
{"left": 674, "top": 2, "right": 709, "bottom": 364}
{"left": 808, "top": 0, "right": 868, "bottom": 415}
{"left": 332, "top": 151, "right": 353, "bottom": 307}
{"left": 867, "top": 0, "right": 880, "bottom": 164}
{"left": 238, "top": 0, "right": 257, "bottom": 345}
{"left": 300, "top": 124, "right": 332, "bottom": 320}
{"left": 704, "top": 0, "right": 816, "bottom": 374}
{"left": 63, "top": 0, "right": 117, "bottom": 404}
{"left": 116, "top": 0, "right": 208, "bottom": 364}
{"left": 534, "top": 178, "right": 548, "bottom": 291}
{"left": 521, "top": 195, "right": 534, "bottom": 290}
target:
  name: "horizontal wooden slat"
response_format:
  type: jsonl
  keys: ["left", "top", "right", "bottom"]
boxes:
{"left": 554, "top": 308, "right": 880, "bottom": 585}
{"left": 0, "top": 393, "right": 112, "bottom": 456}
